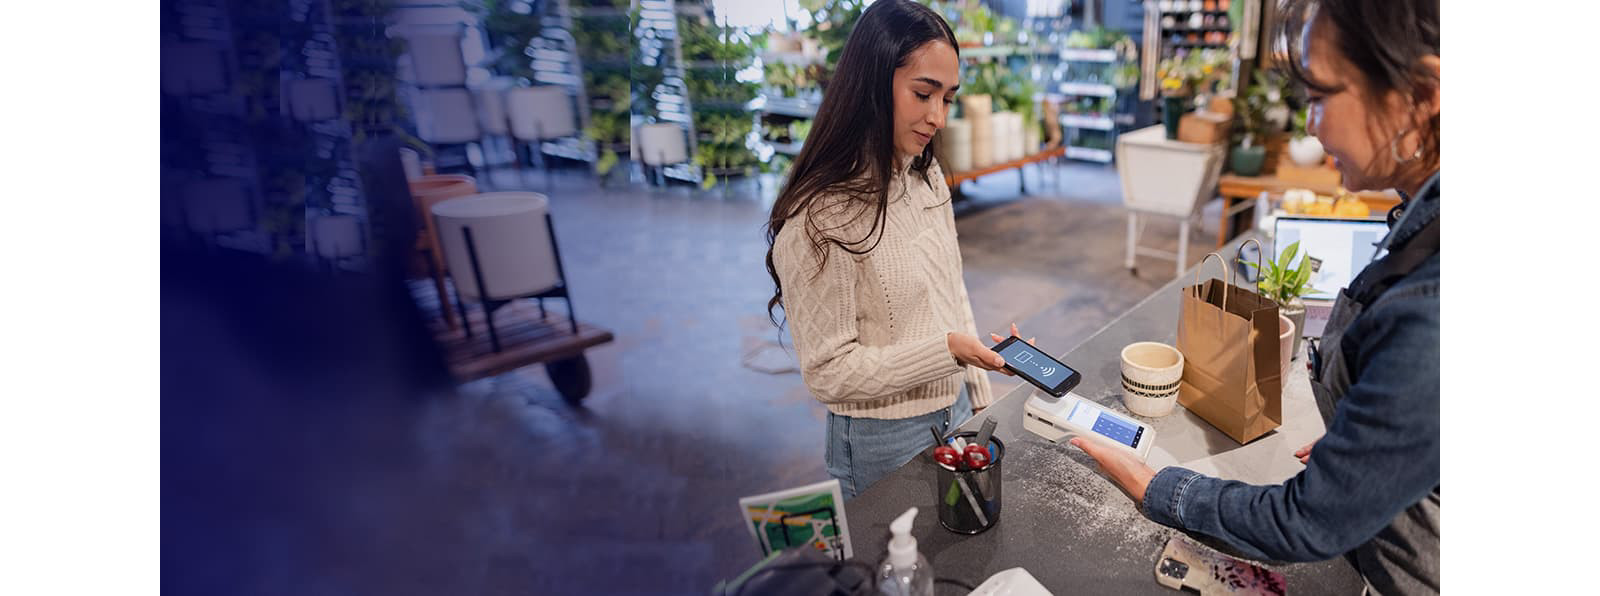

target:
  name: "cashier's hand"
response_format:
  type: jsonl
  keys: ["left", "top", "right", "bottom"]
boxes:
{"left": 948, "top": 332, "right": 1007, "bottom": 371}
{"left": 987, "top": 323, "right": 1035, "bottom": 377}
{"left": 1070, "top": 437, "right": 1157, "bottom": 507}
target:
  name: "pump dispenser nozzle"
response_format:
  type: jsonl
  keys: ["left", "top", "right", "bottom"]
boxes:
{"left": 888, "top": 507, "right": 918, "bottom": 569}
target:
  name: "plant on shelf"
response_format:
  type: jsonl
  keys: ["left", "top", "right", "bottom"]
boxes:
{"left": 797, "top": 0, "right": 868, "bottom": 85}
{"left": 681, "top": 11, "right": 760, "bottom": 189}
{"left": 1241, "top": 240, "right": 1321, "bottom": 355}
{"left": 1156, "top": 48, "right": 1229, "bottom": 139}
{"left": 463, "top": 0, "right": 545, "bottom": 83}
{"left": 1065, "top": 25, "right": 1128, "bottom": 50}
{"left": 1230, "top": 71, "right": 1292, "bottom": 175}
{"left": 763, "top": 62, "right": 820, "bottom": 99}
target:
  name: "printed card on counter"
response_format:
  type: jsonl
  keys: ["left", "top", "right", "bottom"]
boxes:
{"left": 738, "top": 479, "right": 852, "bottom": 561}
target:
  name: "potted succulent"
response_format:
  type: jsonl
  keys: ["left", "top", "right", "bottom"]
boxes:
{"left": 1243, "top": 241, "right": 1323, "bottom": 358}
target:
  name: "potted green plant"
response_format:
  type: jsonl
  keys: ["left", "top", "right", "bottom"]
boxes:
{"left": 1242, "top": 241, "right": 1322, "bottom": 358}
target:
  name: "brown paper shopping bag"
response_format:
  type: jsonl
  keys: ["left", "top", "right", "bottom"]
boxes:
{"left": 1175, "top": 245, "right": 1283, "bottom": 444}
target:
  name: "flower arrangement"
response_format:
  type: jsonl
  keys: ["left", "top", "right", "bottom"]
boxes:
{"left": 1157, "top": 48, "right": 1230, "bottom": 98}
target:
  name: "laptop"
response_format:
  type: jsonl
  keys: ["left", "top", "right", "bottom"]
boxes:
{"left": 1271, "top": 216, "right": 1390, "bottom": 338}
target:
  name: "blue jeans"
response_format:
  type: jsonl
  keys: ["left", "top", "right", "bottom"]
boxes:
{"left": 825, "top": 385, "right": 973, "bottom": 500}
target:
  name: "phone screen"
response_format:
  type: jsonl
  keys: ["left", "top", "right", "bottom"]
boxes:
{"left": 996, "top": 340, "right": 1077, "bottom": 390}
{"left": 1066, "top": 401, "right": 1143, "bottom": 447}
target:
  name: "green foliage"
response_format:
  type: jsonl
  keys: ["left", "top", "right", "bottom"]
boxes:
{"left": 799, "top": 0, "right": 868, "bottom": 78}
{"left": 463, "top": 0, "right": 544, "bottom": 83}
{"left": 1241, "top": 241, "right": 1324, "bottom": 306}
{"left": 963, "top": 62, "right": 1038, "bottom": 124}
{"left": 1065, "top": 26, "right": 1129, "bottom": 49}
{"left": 573, "top": 16, "right": 630, "bottom": 62}
{"left": 695, "top": 111, "right": 753, "bottom": 145}
{"left": 1233, "top": 70, "right": 1292, "bottom": 147}
{"left": 1291, "top": 105, "right": 1311, "bottom": 140}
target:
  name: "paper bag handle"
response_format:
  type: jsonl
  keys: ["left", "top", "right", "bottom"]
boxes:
{"left": 1238, "top": 238, "right": 1265, "bottom": 288}
{"left": 1192, "top": 252, "right": 1231, "bottom": 316}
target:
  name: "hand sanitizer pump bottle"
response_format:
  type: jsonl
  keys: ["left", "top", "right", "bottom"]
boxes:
{"left": 877, "top": 507, "right": 933, "bottom": 596}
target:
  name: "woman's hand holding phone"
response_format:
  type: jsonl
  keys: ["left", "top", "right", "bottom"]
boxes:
{"left": 947, "top": 332, "right": 1006, "bottom": 371}
{"left": 987, "top": 323, "right": 1036, "bottom": 377}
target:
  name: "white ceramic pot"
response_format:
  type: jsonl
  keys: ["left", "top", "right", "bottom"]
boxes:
{"left": 1121, "top": 342, "right": 1185, "bottom": 417}
{"left": 963, "top": 95, "right": 993, "bottom": 168}
{"left": 431, "top": 192, "right": 560, "bottom": 301}
{"left": 1288, "top": 136, "right": 1326, "bottom": 167}
{"left": 1278, "top": 314, "right": 1296, "bottom": 378}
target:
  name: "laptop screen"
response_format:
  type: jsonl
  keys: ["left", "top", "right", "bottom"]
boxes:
{"left": 1272, "top": 217, "right": 1390, "bottom": 301}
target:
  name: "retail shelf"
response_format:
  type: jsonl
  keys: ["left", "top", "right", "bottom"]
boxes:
{"left": 684, "top": 59, "right": 756, "bottom": 69}
{"left": 960, "top": 44, "right": 1053, "bottom": 59}
{"left": 1060, "top": 113, "right": 1115, "bottom": 130}
{"left": 540, "top": 137, "right": 596, "bottom": 163}
{"left": 761, "top": 50, "right": 823, "bottom": 66}
{"left": 758, "top": 94, "right": 820, "bottom": 119}
{"left": 1059, "top": 48, "right": 1118, "bottom": 62}
{"left": 1065, "top": 146, "right": 1113, "bottom": 163}
{"left": 568, "top": 6, "right": 630, "bottom": 18}
{"left": 768, "top": 140, "right": 804, "bottom": 156}
{"left": 1059, "top": 82, "right": 1116, "bottom": 97}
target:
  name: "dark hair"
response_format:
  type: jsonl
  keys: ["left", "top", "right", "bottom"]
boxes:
{"left": 1275, "top": 0, "right": 1440, "bottom": 175}
{"left": 762, "top": 0, "right": 958, "bottom": 326}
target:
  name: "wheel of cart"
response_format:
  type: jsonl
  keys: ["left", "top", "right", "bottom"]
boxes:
{"left": 425, "top": 192, "right": 615, "bottom": 402}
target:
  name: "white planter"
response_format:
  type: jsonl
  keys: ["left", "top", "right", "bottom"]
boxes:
{"left": 507, "top": 86, "right": 578, "bottom": 141}
{"left": 392, "top": 25, "right": 468, "bottom": 87}
{"left": 311, "top": 214, "right": 365, "bottom": 258}
{"left": 1288, "top": 136, "right": 1326, "bottom": 167}
{"left": 1115, "top": 125, "right": 1227, "bottom": 218}
{"left": 415, "top": 88, "right": 482, "bottom": 144}
{"left": 1121, "top": 342, "right": 1185, "bottom": 417}
{"left": 940, "top": 118, "right": 973, "bottom": 172}
{"left": 637, "top": 123, "right": 689, "bottom": 166}
{"left": 963, "top": 95, "right": 993, "bottom": 168}
{"left": 431, "top": 192, "right": 560, "bottom": 301}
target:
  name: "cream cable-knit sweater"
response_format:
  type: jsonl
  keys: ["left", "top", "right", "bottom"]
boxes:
{"left": 774, "top": 159, "right": 993, "bottom": 419}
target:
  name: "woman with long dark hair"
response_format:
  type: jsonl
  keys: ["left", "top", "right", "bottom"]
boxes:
{"left": 1072, "top": 1, "right": 1440, "bottom": 593}
{"left": 765, "top": 0, "right": 1016, "bottom": 499}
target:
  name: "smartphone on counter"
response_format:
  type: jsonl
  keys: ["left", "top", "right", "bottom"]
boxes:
{"left": 991, "top": 335, "right": 1081, "bottom": 397}
{"left": 1155, "top": 537, "right": 1286, "bottom": 595}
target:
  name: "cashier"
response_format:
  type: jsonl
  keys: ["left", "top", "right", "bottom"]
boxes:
{"left": 1073, "top": 2, "right": 1440, "bottom": 595}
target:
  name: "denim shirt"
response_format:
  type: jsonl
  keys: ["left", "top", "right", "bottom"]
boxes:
{"left": 1142, "top": 175, "right": 1440, "bottom": 568}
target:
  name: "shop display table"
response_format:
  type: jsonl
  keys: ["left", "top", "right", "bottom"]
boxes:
{"left": 943, "top": 145, "right": 1067, "bottom": 195}
{"left": 1215, "top": 174, "right": 1401, "bottom": 247}
{"left": 843, "top": 234, "right": 1365, "bottom": 594}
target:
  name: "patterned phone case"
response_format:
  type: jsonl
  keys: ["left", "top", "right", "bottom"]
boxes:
{"left": 1154, "top": 537, "right": 1287, "bottom": 595}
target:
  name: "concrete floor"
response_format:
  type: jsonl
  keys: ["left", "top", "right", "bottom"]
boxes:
{"left": 411, "top": 160, "right": 1225, "bottom": 593}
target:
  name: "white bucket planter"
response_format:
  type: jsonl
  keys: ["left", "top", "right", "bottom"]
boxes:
{"left": 963, "top": 95, "right": 993, "bottom": 168}
{"left": 1121, "top": 342, "right": 1185, "bottom": 417}
{"left": 940, "top": 118, "right": 972, "bottom": 172}
{"left": 431, "top": 192, "right": 560, "bottom": 301}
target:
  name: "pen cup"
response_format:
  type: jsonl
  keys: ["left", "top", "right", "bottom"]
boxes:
{"left": 933, "top": 431, "right": 1004, "bottom": 534}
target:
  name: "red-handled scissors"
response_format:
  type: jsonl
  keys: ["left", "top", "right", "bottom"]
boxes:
{"left": 933, "top": 446, "right": 963, "bottom": 470}
{"left": 963, "top": 444, "right": 991, "bottom": 470}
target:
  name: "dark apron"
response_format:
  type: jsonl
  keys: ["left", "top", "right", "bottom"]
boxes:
{"left": 1308, "top": 215, "right": 1440, "bottom": 596}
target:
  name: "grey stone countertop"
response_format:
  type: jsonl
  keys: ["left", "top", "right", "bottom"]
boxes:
{"left": 844, "top": 235, "right": 1364, "bottom": 594}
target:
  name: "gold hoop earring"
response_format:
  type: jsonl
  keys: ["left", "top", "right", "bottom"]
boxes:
{"left": 1390, "top": 127, "right": 1423, "bottom": 164}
